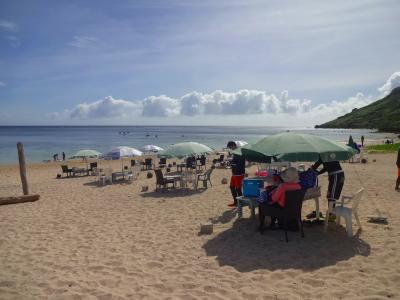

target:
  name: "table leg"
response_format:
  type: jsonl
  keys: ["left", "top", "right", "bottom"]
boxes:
{"left": 315, "top": 197, "right": 320, "bottom": 220}
{"left": 237, "top": 200, "right": 243, "bottom": 218}
{"left": 250, "top": 201, "right": 256, "bottom": 219}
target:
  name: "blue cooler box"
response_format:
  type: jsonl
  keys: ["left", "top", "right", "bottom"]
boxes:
{"left": 242, "top": 179, "right": 264, "bottom": 197}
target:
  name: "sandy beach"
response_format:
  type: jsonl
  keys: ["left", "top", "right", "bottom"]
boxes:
{"left": 0, "top": 153, "right": 400, "bottom": 300}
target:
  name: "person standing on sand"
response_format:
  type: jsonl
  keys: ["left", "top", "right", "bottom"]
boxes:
{"left": 396, "top": 147, "right": 400, "bottom": 191}
{"left": 312, "top": 157, "right": 345, "bottom": 213}
{"left": 361, "top": 135, "right": 365, "bottom": 147}
{"left": 62, "top": 152, "right": 66, "bottom": 161}
{"left": 53, "top": 153, "right": 58, "bottom": 161}
{"left": 226, "top": 141, "right": 245, "bottom": 207}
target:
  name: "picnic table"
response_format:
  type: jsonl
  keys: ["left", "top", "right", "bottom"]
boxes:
{"left": 237, "top": 186, "right": 321, "bottom": 220}
{"left": 112, "top": 171, "right": 132, "bottom": 182}
{"left": 72, "top": 167, "right": 88, "bottom": 176}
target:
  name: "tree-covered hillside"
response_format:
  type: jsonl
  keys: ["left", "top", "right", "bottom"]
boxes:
{"left": 315, "top": 87, "right": 400, "bottom": 132}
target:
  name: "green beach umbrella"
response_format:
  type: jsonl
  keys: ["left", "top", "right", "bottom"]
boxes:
{"left": 70, "top": 149, "right": 101, "bottom": 159}
{"left": 239, "top": 132, "right": 356, "bottom": 163}
{"left": 158, "top": 142, "right": 213, "bottom": 159}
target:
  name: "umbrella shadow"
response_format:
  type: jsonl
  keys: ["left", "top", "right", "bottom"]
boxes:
{"left": 82, "top": 180, "right": 133, "bottom": 188}
{"left": 210, "top": 209, "right": 238, "bottom": 224}
{"left": 202, "top": 219, "right": 370, "bottom": 272}
{"left": 140, "top": 188, "right": 207, "bottom": 199}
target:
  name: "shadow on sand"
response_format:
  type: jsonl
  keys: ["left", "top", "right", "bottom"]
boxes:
{"left": 82, "top": 180, "right": 133, "bottom": 187}
{"left": 202, "top": 217, "right": 370, "bottom": 272}
{"left": 140, "top": 187, "right": 207, "bottom": 199}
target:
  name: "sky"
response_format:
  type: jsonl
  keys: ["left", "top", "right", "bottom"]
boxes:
{"left": 0, "top": 0, "right": 399, "bottom": 126}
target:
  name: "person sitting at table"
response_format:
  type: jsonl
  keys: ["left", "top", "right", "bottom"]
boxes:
{"left": 258, "top": 167, "right": 301, "bottom": 231}
{"left": 186, "top": 156, "right": 195, "bottom": 169}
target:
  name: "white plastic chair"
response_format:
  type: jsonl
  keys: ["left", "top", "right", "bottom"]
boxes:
{"left": 99, "top": 168, "right": 113, "bottom": 185}
{"left": 324, "top": 188, "right": 364, "bottom": 237}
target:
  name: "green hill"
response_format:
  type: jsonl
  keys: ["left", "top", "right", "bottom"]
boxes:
{"left": 315, "top": 87, "right": 400, "bottom": 132}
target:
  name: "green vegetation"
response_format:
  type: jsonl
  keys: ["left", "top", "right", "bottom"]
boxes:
{"left": 366, "top": 143, "right": 400, "bottom": 153}
{"left": 315, "top": 87, "right": 400, "bottom": 132}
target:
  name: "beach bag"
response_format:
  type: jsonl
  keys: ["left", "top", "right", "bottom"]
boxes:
{"left": 257, "top": 186, "right": 276, "bottom": 204}
{"left": 299, "top": 169, "right": 318, "bottom": 189}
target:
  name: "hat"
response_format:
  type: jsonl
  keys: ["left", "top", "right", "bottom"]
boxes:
{"left": 226, "top": 141, "right": 237, "bottom": 149}
{"left": 280, "top": 167, "right": 299, "bottom": 183}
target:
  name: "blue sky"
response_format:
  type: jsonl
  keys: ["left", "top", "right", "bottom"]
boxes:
{"left": 0, "top": 0, "right": 399, "bottom": 126}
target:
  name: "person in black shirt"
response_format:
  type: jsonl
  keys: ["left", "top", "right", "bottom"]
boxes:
{"left": 227, "top": 141, "right": 246, "bottom": 207}
{"left": 396, "top": 147, "right": 400, "bottom": 191}
{"left": 312, "top": 157, "right": 345, "bottom": 203}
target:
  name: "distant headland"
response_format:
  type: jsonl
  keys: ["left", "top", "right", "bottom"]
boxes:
{"left": 315, "top": 87, "right": 400, "bottom": 133}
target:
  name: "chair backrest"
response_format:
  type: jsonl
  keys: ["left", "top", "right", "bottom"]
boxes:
{"left": 186, "top": 156, "right": 195, "bottom": 168}
{"left": 105, "top": 168, "right": 113, "bottom": 178}
{"left": 145, "top": 158, "right": 152, "bottom": 165}
{"left": 131, "top": 159, "right": 136, "bottom": 167}
{"left": 61, "top": 165, "right": 69, "bottom": 172}
{"left": 200, "top": 156, "right": 206, "bottom": 165}
{"left": 90, "top": 162, "right": 97, "bottom": 169}
{"left": 284, "top": 189, "right": 306, "bottom": 218}
{"left": 351, "top": 188, "right": 365, "bottom": 211}
{"left": 159, "top": 157, "right": 167, "bottom": 165}
{"left": 154, "top": 168, "right": 164, "bottom": 184}
{"left": 204, "top": 168, "right": 213, "bottom": 179}
{"left": 219, "top": 154, "right": 224, "bottom": 162}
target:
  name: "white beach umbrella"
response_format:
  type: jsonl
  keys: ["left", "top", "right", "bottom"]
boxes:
{"left": 100, "top": 146, "right": 143, "bottom": 160}
{"left": 100, "top": 146, "right": 143, "bottom": 171}
{"left": 234, "top": 140, "right": 248, "bottom": 147}
{"left": 140, "top": 145, "right": 165, "bottom": 153}
{"left": 158, "top": 142, "right": 213, "bottom": 159}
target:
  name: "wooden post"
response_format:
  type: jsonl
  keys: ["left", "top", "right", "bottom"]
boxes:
{"left": 17, "top": 142, "right": 29, "bottom": 195}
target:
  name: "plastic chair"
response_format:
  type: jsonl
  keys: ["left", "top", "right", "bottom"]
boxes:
{"left": 196, "top": 168, "right": 213, "bottom": 189}
{"left": 324, "top": 188, "right": 364, "bottom": 237}
{"left": 99, "top": 168, "right": 113, "bottom": 185}
{"left": 61, "top": 165, "right": 73, "bottom": 177}
{"left": 154, "top": 169, "right": 176, "bottom": 191}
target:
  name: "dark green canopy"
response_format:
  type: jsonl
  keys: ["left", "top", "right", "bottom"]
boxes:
{"left": 236, "top": 132, "right": 356, "bottom": 163}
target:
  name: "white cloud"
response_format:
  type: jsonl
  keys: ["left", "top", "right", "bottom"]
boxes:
{"left": 67, "top": 36, "right": 98, "bottom": 48}
{"left": 4, "top": 35, "right": 21, "bottom": 47}
{"left": 68, "top": 96, "right": 141, "bottom": 119}
{"left": 179, "top": 90, "right": 307, "bottom": 115}
{"left": 378, "top": 72, "right": 400, "bottom": 97}
{"left": 307, "top": 92, "right": 373, "bottom": 123}
{"left": 0, "top": 20, "right": 18, "bottom": 32}
{"left": 51, "top": 71, "right": 399, "bottom": 124}
{"left": 142, "top": 95, "right": 180, "bottom": 117}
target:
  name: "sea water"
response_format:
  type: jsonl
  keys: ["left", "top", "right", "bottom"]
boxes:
{"left": 0, "top": 126, "right": 391, "bottom": 164}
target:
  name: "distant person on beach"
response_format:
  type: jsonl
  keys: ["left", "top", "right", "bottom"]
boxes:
{"left": 312, "top": 157, "right": 344, "bottom": 211}
{"left": 226, "top": 141, "right": 245, "bottom": 207}
{"left": 361, "top": 135, "right": 365, "bottom": 147}
{"left": 396, "top": 147, "right": 400, "bottom": 192}
{"left": 53, "top": 153, "right": 58, "bottom": 161}
{"left": 62, "top": 152, "right": 66, "bottom": 161}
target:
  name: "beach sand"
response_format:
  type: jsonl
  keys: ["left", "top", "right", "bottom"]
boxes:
{"left": 0, "top": 154, "right": 399, "bottom": 299}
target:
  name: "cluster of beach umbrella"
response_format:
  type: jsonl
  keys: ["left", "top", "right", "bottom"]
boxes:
{"left": 69, "top": 132, "right": 356, "bottom": 168}
{"left": 69, "top": 142, "right": 215, "bottom": 163}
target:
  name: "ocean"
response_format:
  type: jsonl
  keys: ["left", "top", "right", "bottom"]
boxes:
{"left": 0, "top": 126, "right": 390, "bottom": 164}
